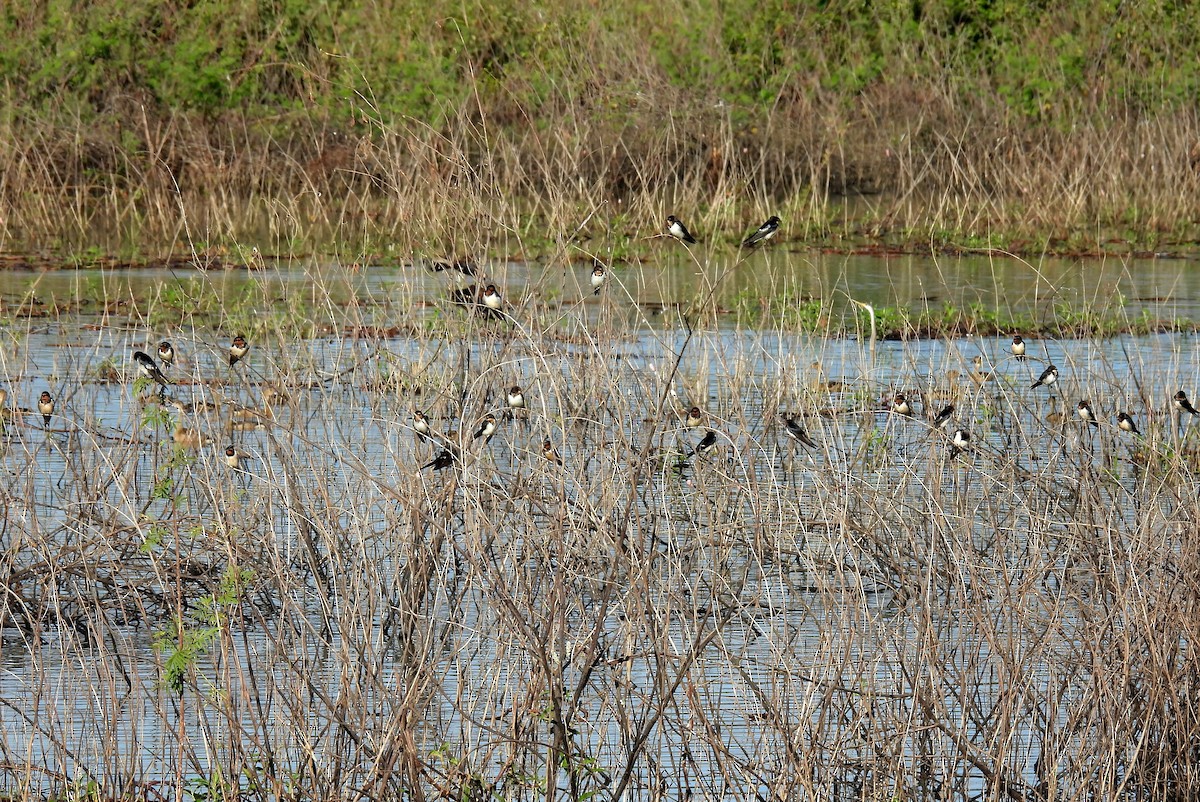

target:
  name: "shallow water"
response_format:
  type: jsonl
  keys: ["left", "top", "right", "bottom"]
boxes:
{"left": 0, "top": 254, "right": 1197, "bottom": 800}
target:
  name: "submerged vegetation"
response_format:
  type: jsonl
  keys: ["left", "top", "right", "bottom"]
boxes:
{"left": 0, "top": 0, "right": 1199, "bottom": 258}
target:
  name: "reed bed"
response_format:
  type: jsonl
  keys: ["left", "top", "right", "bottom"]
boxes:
{"left": 0, "top": 246, "right": 1199, "bottom": 802}
{"left": 2, "top": 87, "right": 1198, "bottom": 262}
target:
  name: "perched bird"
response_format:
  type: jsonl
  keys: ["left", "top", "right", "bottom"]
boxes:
{"left": 1031, "top": 364, "right": 1058, "bottom": 390}
{"left": 684, "top": 406, "right": 703, "bottom": 428}
{"left": 742, "top": 215, "right": 781, "bottom": 247}
{"left": 157, "top": 341, "right": 175, "bottom": 367}
{"left": 665, "top": 215, "right": 697, "bottom": 244}
{"left": 472, "top": 414, "right": 497, "bottom": 444}
{"left": 949, "top": 428, "right": 970, "bottom": 458}
{"left": 482, "top": 284, "right": 502, "bottom": 310}
{"left": 172, "top": 422, "right": 212, "bottom": 450}
{"left": 429, "top": 257, "right": 478, "bottom": 277}
{"left": 891, "top": 392, "right": 912, "bottom": 416}
{"left": 1175, "top": 390, "right": 1199, "bottom": 416}
{"left": 931, "top": 403, "right": 955, "bottom": 431}
{"left": 223, "top": 445, "right": 248, "bottom": 470}
{"left": 542, "top": 438, "right": 563, "bottom": 465}
{"left": 590, "top": 264, "right": 606, "bottom": 294}
{"left": 1010, "top": 335, "right": 1026, "bottom": 360}
{"left": 413, "top": 410, "right": 432, "bottom": 443}
{"left": 507, "top": 386, "right": 526, "bottom": 412}
{"left": 694, "top": 429, "right": 719, "bottom": 457}
{"left": 1117, "top": 412, "right": 1140, "bottom": 435}
{"left": 38, "top": 391, "right": 54, "bottom": 428}
{"left": 422, "top": 448, "right": 457, "bottom": 471}
{"left": 781, "top": 414, "right": 818, "bottom": 448}
{"left": 229, "top": 335, "right": 249, "bottom": 367}
{"left": 133, "top": 350, "right": 171, "bottom": 388}
{"left": 1077, "top": 400, "right": 1099, "bottom": 427}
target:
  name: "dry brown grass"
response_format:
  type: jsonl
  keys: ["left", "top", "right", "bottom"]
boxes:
{"left": 1, "top": 257, "right": 1200, "bottom": 799}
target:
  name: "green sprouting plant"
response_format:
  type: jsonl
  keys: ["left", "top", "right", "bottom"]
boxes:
{"left": 140, "top": 521, "right": 169, "bottom": 553}
{"left": 154, "top": 566, "right": 251, "bottom": 695}
{"left": 183, "top": 768, "right": 229, "bottom": 802}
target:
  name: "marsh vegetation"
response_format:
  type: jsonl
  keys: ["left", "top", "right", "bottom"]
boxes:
{"left": 2, "top": 245, "right": 1200, "bottom": 801}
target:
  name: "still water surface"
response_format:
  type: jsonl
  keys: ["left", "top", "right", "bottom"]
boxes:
{"left": 0, "top": 252, "right": 1197, "bottom": 799}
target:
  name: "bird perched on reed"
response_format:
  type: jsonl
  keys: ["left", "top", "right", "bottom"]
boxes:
{"left": 423, "top": 448, "right": 457, "bottom": 471}
{"left": 1117, "top": 412, "right": 1140, "bottom": 435}
{"left": 1175, "top": 390, "right": 1199, "bottom": 416}
{"left": 229, "top": 335, "right": 249, "bottom": 367}
{"left": 472, "top": 414, "right": 497, "bottom": 444}
{"left": 931, "top": 403, "right": 955, "bottom": 431}
{"left": 133, "top": 350, "right": 171, "bottom": 390}
{"left": 38, "top": 391, "right": 54, "bottom": 428}
{"left": 949, "top": 428, "right": 970, "bottom": 458}
{"left": 542, "top": 438, "right": 563, "bottom": 465}
{"left": 742, "top": 216, "right": 781, "bottom": 247}
{"left": 1031, "top": 364, "right": 1058, "bottom": 390}
{"left": 891, "top": 392, "right": 912, "bottom": 416}
{"left": 781, "top": 414, "right": 817, "bottom": 448}
{"left": 590, "top": 264, "right": 606, "bottom": 294}
{"left": 1077, "top": 400, "right": 1099, "bottom": 428}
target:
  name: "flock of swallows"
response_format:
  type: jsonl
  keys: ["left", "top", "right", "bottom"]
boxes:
{"left": 7, "top": 213, "right": 1193, "bottom": 472}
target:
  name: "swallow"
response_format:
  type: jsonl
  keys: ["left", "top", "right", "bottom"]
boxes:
{"left": 38, "top": 391, "right": 54, "bottom": 428}
{"left": 482, "top": 284, "right": 502, "bottom": 310}
{"left": 542, "top": 438, "right": 563, "bottom": 465}
{"left": 507, "top": 386, "right": 526, "bottom": 411}
{"left": 157, "top": 341, "right": 175, "bottom": 367}
{"left": 931, "top": 403, "right": 955, "bottom": 430}
{"left": 949, "top": 428, "right": 970, "bottom": 458}
{"left": 229, "top": 335, "right": 249, "bottom": 367}
{"left": 665, "top": 215, "right": 697, "bottom": 244}
{"left": 413, "top": 411, "right": 432, "bottom": 443}
{"left": 1175, "top": 390, "right": 1199, "bottom": 416}
{"left": 1077, "top": 400, "right": 1099, "bottom": 427}
{"left": 430, "top": 257, "right": 478, "bottom": 277}
{"left": 781, "top": 414, "right": 817, "bottom": 448}
{"left": 1010, "top": 335, "right": 1026, "bottom": 360}
{"left": 693, "top": 428, "right": 719, "bottom": 457}
{"left": 472, "top": 414, "right": 497, "bottom": 443}
{"left": 742, "top": 215, "right": 781, "bottom": 247}
{"left": 891, "top": 393, "right": 912, "bottom": 416}
{"left": 1031, "top": 364, "right": 1058, "bottom": 389}
{"left": 133, "top": 350, "right": 172, "bottom": 388}
{"left": 590, "top": 264, "right": 606, "bottom": 294}
{"left": 224, "top": 445, "right": 250, "bottom": 470}
{"left": 422, "top": 448, "right": 457, "bottom": 471}
{"left": 1117, "top": 412, "right": 1140, "bottom": 435}
{"left": 684, "top": 406, "right": 703, "bottom": 428}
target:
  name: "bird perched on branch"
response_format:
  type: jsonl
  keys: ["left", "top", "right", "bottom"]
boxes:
{"left": 665, "top": 215, "right": 697, "bottom": 244}
{"left": 781, "top": 414, "right": 817, "bottom": 448}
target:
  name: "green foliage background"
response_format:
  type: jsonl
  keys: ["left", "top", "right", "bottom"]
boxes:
{"left": 3, "top": 0, "right": 1197, "bottom": 125}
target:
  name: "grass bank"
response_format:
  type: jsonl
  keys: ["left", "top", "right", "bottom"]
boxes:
{"left": 0, "top": 0, "right": 1199, "bottom": 261}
